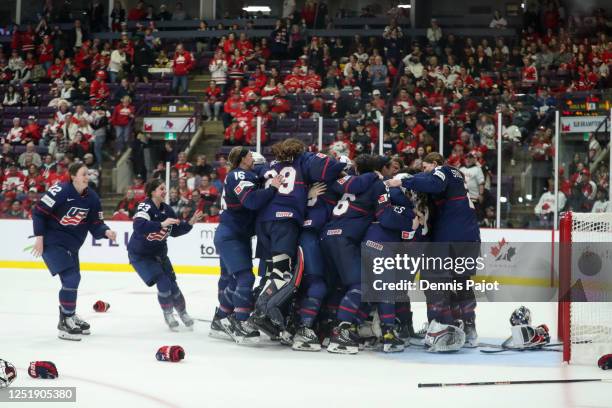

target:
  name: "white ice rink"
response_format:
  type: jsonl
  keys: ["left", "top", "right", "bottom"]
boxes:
{"left": 1, "top": 268, "right": 611, "bottom": 408}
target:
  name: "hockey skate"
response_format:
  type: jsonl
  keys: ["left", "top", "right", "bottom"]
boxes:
{"left": 73, "top": 314, "right": 91, "bottom": 335}
{"left": 381, "top": 325, "right": 405, "bottom": 353}
{"left": 209, "top": 308, "right": 233, "bottom": 340}
{"left": 396, "top": 313, "right": 424, "bottom": 340}
{"left": 228, "top": 314, "right": 260, "bottom": 345}
{"left": 463, "top": 318, "right": 478, "bottom": 347}
{"left": 249, "top": 312, "right": 281, "bottom": 338}
{"left": 163, "top": 312, "right": 180, "bottom": 332}
{"left": 327, "top": 322, "right": 360, "bottom": 355}
{"left": 292, "top": 326, "right": 321, "bottom": 352}
{"left": 178, "top": 310, "right": 194, "bottom": 331}
{"left": 58, "top": 309, "right": 82, "bottom": 341}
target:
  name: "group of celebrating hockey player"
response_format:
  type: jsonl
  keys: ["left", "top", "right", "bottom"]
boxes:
{"left": 209, "top": 139, "right": 481, "bottom": 354}
{"left": 31, "top": 138, "right": 481, "bottom": 354}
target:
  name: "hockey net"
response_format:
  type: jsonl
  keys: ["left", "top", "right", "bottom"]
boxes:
{"left": 559, "top": 212, "right": 612, "bottom": 364}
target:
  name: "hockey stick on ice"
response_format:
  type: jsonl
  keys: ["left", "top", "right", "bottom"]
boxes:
{"left": 418, "top": 378, "right": 612, "bottom": 388}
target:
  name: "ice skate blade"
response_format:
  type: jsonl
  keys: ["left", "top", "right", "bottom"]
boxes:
{"left": 292, "top": 341, "right": 321, "bottom": 352}
{"left": 327, "top": 343, "right": 358, "bottom": 355}
{"left": 209, "top": 329, "right": 233, "bottom": 341}
{"left": 233, "top": 335, "right": 260, "bottom": 345}
{"left": 58, "top": 331, "right": 82, "bottom": 341}
{"left": 80, "top": 329, "right": 91, "bottom": 335}
{"left": 383, "top": 344, "right": 405, "bottom": 353}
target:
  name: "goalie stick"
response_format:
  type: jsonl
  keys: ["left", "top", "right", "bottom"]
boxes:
{"left": 418, "top": 378, "right": 612, "bottom": 388}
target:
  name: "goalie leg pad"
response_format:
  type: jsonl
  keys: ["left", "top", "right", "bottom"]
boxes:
{"left": 424, "top": 320, "right": 466, "bottom": 352}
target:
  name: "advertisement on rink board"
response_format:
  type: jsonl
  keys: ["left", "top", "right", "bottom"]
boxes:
{"left": 0, "top": 220, "right": 554, "bottom": 279}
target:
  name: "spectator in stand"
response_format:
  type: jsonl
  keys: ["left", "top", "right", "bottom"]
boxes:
{"left": 173, "top": 151, "right": 191, "bottom": 178}
{"left": 128, "top": 1, "right": 146, "bottom": 21}
{"left": 224, "top": 119, "right": 245, "bottom": 146}
{"left": 203, "top": 80, "right": 223, "bottom": 121}
{"left": 130, "top": 174, "right": 146, "bottom": 202}
{"left": 22, "top": 117, "right": 42, "bottom": 145}
{"left": 172, "top": 44, "right": 194, "bottom": 97}
{"left": 109, "top": 44, "right": 128, "bottom": 83}
{"left": 460, "top": 153, "right": 485, "bottom": 217}
{"left": 112, "top": 78, "right": 135, "bottom": 104}
{"left": 489, "top": 10, "right": 508, "bottom": 28}
{"left": 110, "top": 95, "right": 135, "bottom": 158}
{"left": 83, "top": 153, "right": 100, "bottom": 192}
{"left": 90, "top": 70, "right": 110, "bottom": 107}
{"left": 90, "top": 105, "right": 109, "bottom": 165}
{"left": 591, "top": 189, "right": 611, "bottom": 213}
{"left": 114, "top": 189, "right": 138, "bottom": 219}
{"left": 68, "top": 19, "right": 88, "bottom": 50}
{"left": 193, "top": 155, "right": 213, "bottom": 177}
{"left": 2, "top": 163, "right": 26, "bottom": 191}
{"left": 270, "top": 20, "right": 289, "bottom": 59}
{"left": 18, "top": 143, "right": 42, "bottom": 168}
{"left": 205, "top": 205, "right": 220, "bottom": 223}
{"left": 534, "top": 178, "right": 566, "bottom": 227}
{"left": 1, "top": 200, "right": 27, "bottom": 219}
{"left": 172, "top": 2, "right": 187, "bottom": 21}
{"left": 3, "top": 85, "right": 21, "bottom": 107}
{"left": 198, "top": 175, "right": 219, "bottom": 211}
{"left": 209, "top": 50, "right": 228, "bottom": 88}
{"left": 110, "top": 2, "right": 126, "bottom": 31}
{"left": 6, "top": 118, "right": 24, "bottom": 145}
{"left": 426, "top": 19, "right": 443, "bottom": 56}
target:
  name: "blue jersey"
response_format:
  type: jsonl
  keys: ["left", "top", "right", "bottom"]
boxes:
{"left": 303, "top": 172, "right": 380, "bottom": 231}
{"left": 220, "top": 167, "right": 277, "bottom": 236}
{"left": 402, "top": 165, "right": 480, "bottom": 242}
{"left": 259, "top": 152, "right": 344, "bottom": 224}
{"left": 323, "top": 176, "right": 386, "bottom": 242}
{"left": 127, "top": 199, "right": 193, "bottom": 256}
{"left": 32, "top": 182, "right": 109, "bottom": 253}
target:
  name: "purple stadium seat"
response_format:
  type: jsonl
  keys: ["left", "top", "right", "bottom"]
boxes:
{"left": 39, "top": 107, "right": 56, "bottom": 116}
{"left": 270, "top": 132, "right": 291, "bottom": 142}
{"left": 323, "top": 118, "right": 339, "bottom": 132}
{"left": 275, "top": 118, "right": 296, "bottom": 132}
{"left": 22, "top": 107, "right": 39, "bottom": 115}
{"left": 297, "top": 119, "right": 318, "bottom": 132}
{"left": 4, "top": 107, "right": 21, "bottom": 115}
{"left": 323, "top": 132, "right": 335, "bottom": 144}
{"left": 293, "top": 132, "right": 314, "bottom": 144}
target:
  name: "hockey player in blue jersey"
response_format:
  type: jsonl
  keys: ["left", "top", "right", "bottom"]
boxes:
{"left": 211, "top": 146, "right": 283, "bottom": 344}
{"left": 252, "top": 138, "right": 345, "bottom": 336}
{"left": 388, "top": 152, "right": 480, "bottom": 351}
{"left": 292, "top": 160, "right": 382, "bottom": 351}
{"left": 320, "top": 154, "right": 393, "bottom": 354}
{"left": 127, "top": 178, "right": 204, "bottom": 331}
{"left": 32, "top": 162, "right": 117, "bottom": 341}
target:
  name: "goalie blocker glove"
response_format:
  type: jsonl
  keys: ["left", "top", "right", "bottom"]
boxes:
{"left": 156, "top": 345, "right": 185, "bottom": 362}
{"left": 29, "top": 361, "right": 59, "bottom": 379}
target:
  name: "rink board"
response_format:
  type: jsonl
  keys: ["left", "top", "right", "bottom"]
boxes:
{"left": 0, "top": 221, "right": 556, "bottom": 289}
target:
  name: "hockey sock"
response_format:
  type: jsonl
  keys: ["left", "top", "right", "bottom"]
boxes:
{"left": 320, "top": 286, "right": 343, "bottom": 321}
{"left": 337, "top": 286, "right": 362, "bottom": 323}
{"left": 425, "top": 289, "right": 452, "bottom": 324}
{"left": 156, "top": 275, "right": 174, "bottom": 313}
{"left": 217, "top": 269, "right": 236, "bottom": 318}
{"left": 299, "top": 275, "right": 326, "bottom": 327}
{"left": 377, "top": 302, "right": 396, "bottom": 326}
{"left": 172, "top": 289, "right": 186, "bottom": 314}
{"left": 451, "top": 277, "right": 477, "bottom": 321}
{"left": 233, "top": 269, "right": 255, "bottom": 321}
{"left": 59, "top": 269, "right": 81, "bottom": 315}
{"left": 395, "top": 301, "right": 411, "bottom": 324}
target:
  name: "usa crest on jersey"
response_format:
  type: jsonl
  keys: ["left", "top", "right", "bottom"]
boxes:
{"left": 60, "top": 207, "right": 90, "bottom": 226}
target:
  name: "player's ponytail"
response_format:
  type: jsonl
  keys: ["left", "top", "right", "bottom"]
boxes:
{"left": 145, "top": 178, "right": 164, "bottom": 199}
{"left": 228, "top": 146, "right": 250, "bottom": 169}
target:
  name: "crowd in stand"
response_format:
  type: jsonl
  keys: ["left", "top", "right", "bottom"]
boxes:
{"left": 0, "top": 1, "right": 611, "bottom": 226}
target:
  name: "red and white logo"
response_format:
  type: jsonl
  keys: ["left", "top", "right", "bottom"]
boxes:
{"left": 59, "top": 207, "right": 90, "bottom": 226}
{"left": 146, "top": 227, "right": 170, "bottom": 241}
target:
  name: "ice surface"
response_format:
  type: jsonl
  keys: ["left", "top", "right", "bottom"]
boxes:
{"left": 1, "top": 269, "right": 610, "bottom": 408}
